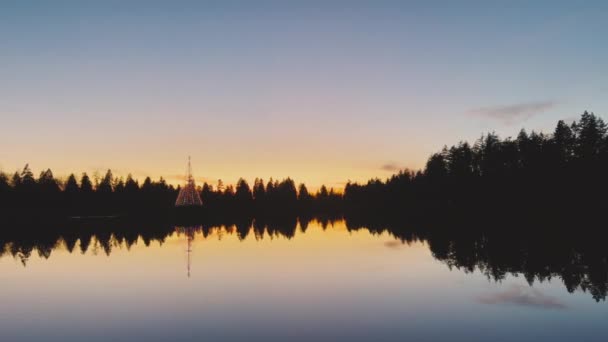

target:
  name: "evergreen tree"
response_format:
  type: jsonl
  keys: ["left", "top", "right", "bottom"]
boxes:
{"left": 0, "top": 172, "right": 9, "bottom": 192}
{"left": 142, "top": 177, "right": 153, "bottom": 194}
{"left": 278, "top": 178, "right": 298, "bottom": 204}
{"left": 114, "top": 178, "right": 125, "bottom": 193}
{"left": 318, "top": 185, "right": 329, "bottom": 198}
{"left": 573, "top": 111, "right": 607, "bottom": 159}
{"left": 201, "top": 182, "right": 213, "bottom": 204}
{"left": 38, "top": 169, "right": 60, "bottom": 193}
{"left": 19, "top": 164, "right": 36, "bottom": 189}
{"left": 0, "top": 172, "right": 10, "bottom": 206}
{"left": 253, "top": 178, "right": 266, "bottom": 201}
{"left": 157, "top": 177, "right": 168, "bottom": 191}
{"left": 80, "top": 173, "right": 93, "bottom": 193}
{"left": 446, "top": 142, "right": 475, "bottom": 178}
{"left": 553, "top": 120, "right": 575, "bottom": 163}
{"left": 97, "top": 169, "right": 113, "bottom": 193}
{"left": 425, "top": 152, "right": 448, "bottom": 179}
{"left": 235, "top": 178, "right": 253, "bottom": 205}
{"left": 125, "top": 174, "right": 139, "bottom": 193}
{"left": 266, "top": 178, "right": 276, "bottom": 204}
{"left": 298, "top": 183, "right": 310, "bottom": 200}
{"left": 64, "top": 174, "right": 79, "bottom": 193}
{"left": 11, "top": 172, "right": 21, "bottom": 188}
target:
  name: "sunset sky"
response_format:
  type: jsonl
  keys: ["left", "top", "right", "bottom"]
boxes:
{"left": 1, "top": 1, "right": 607, "bottom": 189}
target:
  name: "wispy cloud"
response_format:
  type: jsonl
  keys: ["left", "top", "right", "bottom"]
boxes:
{"left": 166, "top": 174, "right": 216, "bottom": 184}
{"left": 381, "top": 162, "right": 404, "bottom": 172}
{"left": 477, "top": 284, "right": 566, "bottom": 310}
{"left": 384, "top": 240, "right": 404, "bottom": 249}
{"left": 469, "top": 101, "right": 557, "bottom": 125}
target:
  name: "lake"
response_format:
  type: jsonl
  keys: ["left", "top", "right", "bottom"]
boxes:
{"left": 1, "top": 219, "right": 607, "bottom": 342}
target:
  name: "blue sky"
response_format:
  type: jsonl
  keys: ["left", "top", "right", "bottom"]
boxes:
{"left": 1, "top": 1, "right": 607, "bottom": 187}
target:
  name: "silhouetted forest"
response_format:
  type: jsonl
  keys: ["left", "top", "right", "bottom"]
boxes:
{"left": 1, "top": 111, "right": 607, "bottom": 219}
{"left": 0, "top": 168, "right": 342, "bottom": 218}
{"left": 345, "top": 111, "right": 608, "bottom": 215}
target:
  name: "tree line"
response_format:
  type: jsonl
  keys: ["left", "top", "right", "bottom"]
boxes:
{"left": 344, "top": 111, "right": 608, "bottom": 215}
{"left": 0, "top": 169, "right": 178, "bottom": 216}
{"left": 1, "top": 111, "right": 606, "bottom": 218}
{"left": 0, "top": 167, "right": 342, "bottom": 217}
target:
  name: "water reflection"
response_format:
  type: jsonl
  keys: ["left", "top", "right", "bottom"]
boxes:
{"left": 1, "top": 217, "right": 607, "bottom": 302}
{"left": 477, "top": 284, "right": 567, "bottom": 309}
{"left": 175, "top": 227, "right": 195, "bottom": 278}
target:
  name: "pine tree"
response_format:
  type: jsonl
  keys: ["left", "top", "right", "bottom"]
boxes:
{"left": 573, "top": 111, "right": 607, "bottom": 159}
{"left": 97, "top": 169, "right": 113, "bottom": 193}
{"left": 553, "top": 120, "right": 575, "bottom": 164}
{"left": 298, "top": 183, "right": 310, "bottom": 200}
{"left": 38, "top": 169, "right": 60, "bottom": 193}
{"left": 64, "top": 174, "right": 79, "bottom": 193}
{"left": 80, "top": 173, "right": 94, "bottom": 193}
{"left": 253, "top": 178, "right": 266, "bottom": 202}
{"left": 20, "top": 164, "right": 36, "bottom": 189}
{"left": 235, "top": 178, "right": 253, "bottom": 204}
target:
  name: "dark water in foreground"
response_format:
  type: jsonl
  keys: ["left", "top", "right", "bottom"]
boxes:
{"left": 0, "top": 220, "right": 607, "bottom": 342}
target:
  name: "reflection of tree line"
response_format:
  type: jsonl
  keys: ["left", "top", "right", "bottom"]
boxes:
{"left": 2, "top": 112, "right": 607, "bottom": 216}
{"left": 1, "top": 213, "right": 607, "bottom": 302}
{"left": 347, "top": 212, "right": 608, "bottom": 302}
{"left": 0, "top": 215, "right": 341, "bottom": 266}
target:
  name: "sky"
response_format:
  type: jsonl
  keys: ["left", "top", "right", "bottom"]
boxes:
{"left": 1, "top": 1, "right": 607, "bottom": 189}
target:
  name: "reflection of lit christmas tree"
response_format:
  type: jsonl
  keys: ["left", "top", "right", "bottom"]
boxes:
{"left": 175, "top": 226, "right": 198, "bottom": 278}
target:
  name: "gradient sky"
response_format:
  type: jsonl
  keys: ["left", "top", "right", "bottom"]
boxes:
{"left": 1, "top": 1, "right": 607, "bottom": 188}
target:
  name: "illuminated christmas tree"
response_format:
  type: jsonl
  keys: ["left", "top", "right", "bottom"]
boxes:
{"left": 175, "top": 156, "right": 203, "bottom": 207}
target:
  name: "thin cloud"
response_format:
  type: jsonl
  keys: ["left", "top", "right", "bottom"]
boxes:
{"left": 384, "top": 240, "right": 404, "bottom": 249}
{"left": 381, "top": 163, "right": 403, "bottom": 172}
{"left": 166, "top": 174, "right": 215, "bottom": 184}
{"left": 469, "top": 101, "right": 556, "bottom": 125}
{"left": 477, "top": 284, "right": 567, "bottom": 310}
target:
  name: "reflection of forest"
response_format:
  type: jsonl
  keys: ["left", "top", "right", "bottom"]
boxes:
{"left": 1, "top": 214, "right": 606, "bottom": 302}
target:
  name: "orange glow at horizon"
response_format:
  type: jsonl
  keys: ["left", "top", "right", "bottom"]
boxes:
{"left": 0, "top": 152, "right": 427, "bottom": 192}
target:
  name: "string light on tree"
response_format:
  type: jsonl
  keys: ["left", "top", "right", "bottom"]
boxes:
{"left": 175, "top": 156, "right": 203, "bottom": 207}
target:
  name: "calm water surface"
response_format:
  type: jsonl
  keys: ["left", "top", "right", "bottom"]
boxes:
{"left": 1, "top": 220, "right": 606, "bottom": 342}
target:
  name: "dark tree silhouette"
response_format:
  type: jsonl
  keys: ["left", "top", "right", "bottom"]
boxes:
{"left": 235, "top": 178, "right": 253, "bottom": 210}
{"left": 64, "top": 174, "right": 79, "bottom": 193}
{"left": 1, "top": 111, "right": 606, "bottom": 223}
{"left": 97, "top": 169, "right": 113, "bottom": 193}
{"left": 80, "top": 173, "right": 93, "bottom": 193}
{"left": 253, "top": 178, "right": 266, "bottom": 202}
{"left": 344, "top": 111, "right": 608, "bottom": 216}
